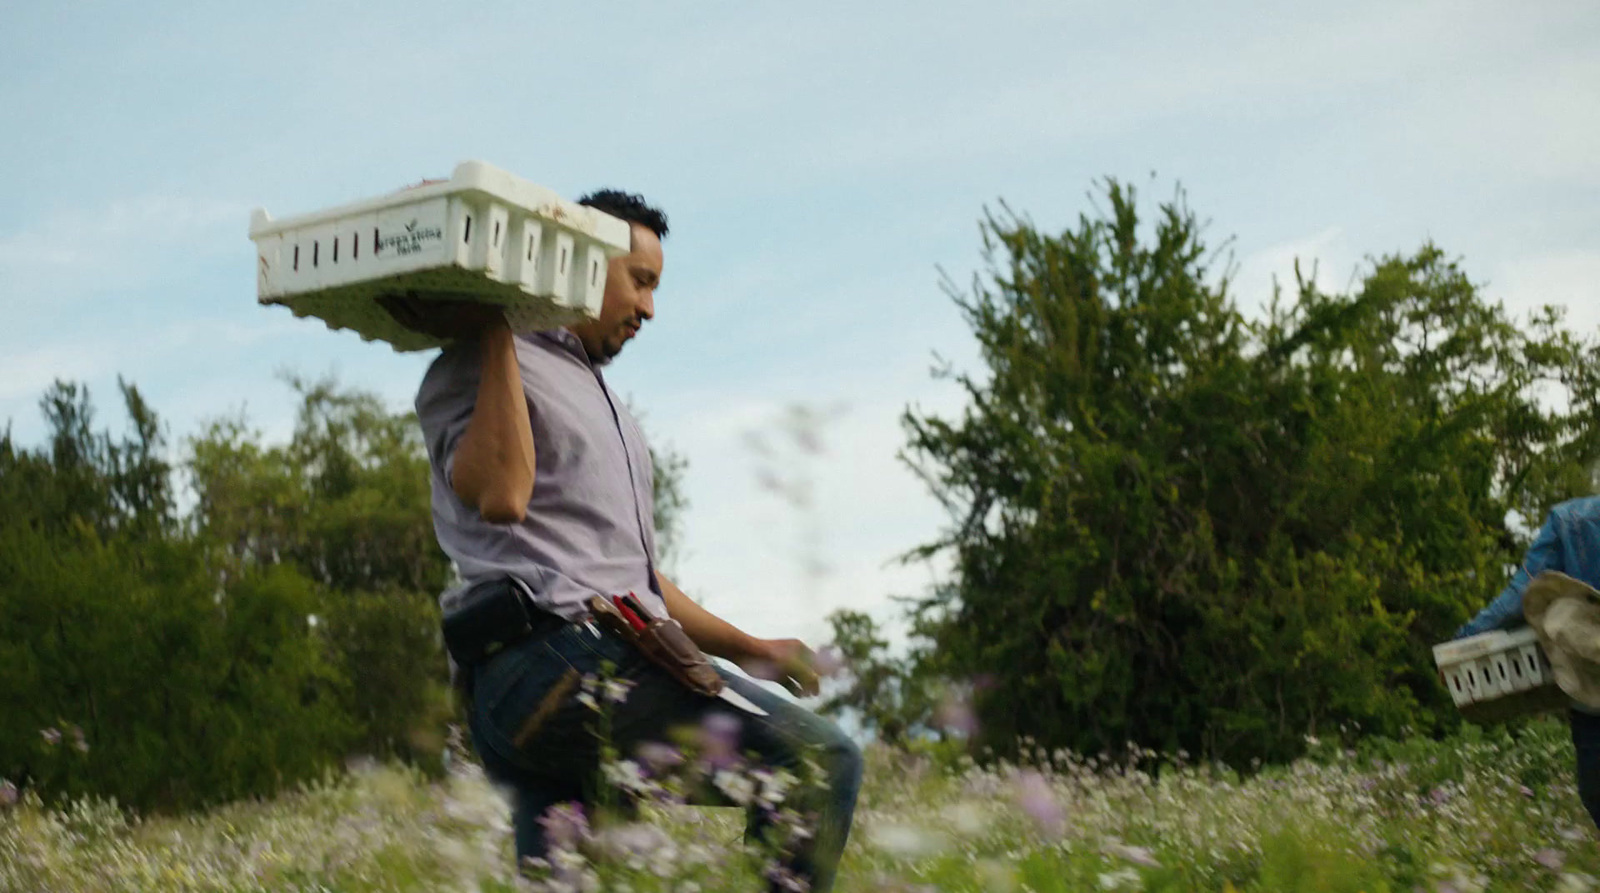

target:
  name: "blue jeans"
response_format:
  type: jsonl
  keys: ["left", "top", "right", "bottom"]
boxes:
{"left": 463, "top": 622, "right": 863, "bottom": 892}
{"left": 1572, "top": 709, "right": 1600, "bottom": 830}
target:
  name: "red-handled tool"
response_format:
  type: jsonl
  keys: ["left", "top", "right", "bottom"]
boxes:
{"left": 621, "top": 592, "right": 653, "bottom": 623}
{"left": 611, "top": 595, "right": 647, "bottom": 632}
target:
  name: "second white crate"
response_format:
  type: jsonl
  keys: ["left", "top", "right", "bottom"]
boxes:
{"left": 1433, "top": 626, "right": 1559, "bottom": 714}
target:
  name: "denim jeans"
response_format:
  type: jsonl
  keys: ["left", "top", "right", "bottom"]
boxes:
{"left": 1572, "top": 709, "right": 1600, "bottom": 831}
{"left": 462, "top": 621, "right": 863, "bottom": 892}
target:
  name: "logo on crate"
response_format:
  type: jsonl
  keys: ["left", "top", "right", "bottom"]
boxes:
{"left": 377, "top": 219, "right": 444, "bottom": 256}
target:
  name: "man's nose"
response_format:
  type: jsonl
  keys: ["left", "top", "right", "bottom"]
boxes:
{"left": 637, "top": 288, "right": 655, "bottom": 321}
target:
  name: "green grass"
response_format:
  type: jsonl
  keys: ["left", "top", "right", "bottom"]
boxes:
{"left": 3, "top": 720, "right": 1598, "bottom": 891}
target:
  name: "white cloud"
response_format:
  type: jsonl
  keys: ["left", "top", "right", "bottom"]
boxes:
{"left": 1231, "top": 227, "right": 1362, "bottom": 315}
{"left": 1491, "top": 250, "right": 1600, "bottom": 338}
{"left": 768, "top": 0, "right": 1548, "bottom": 177}
{"left": 0, "top": 315, "right": 305, "bottom": 440}
{"left": 0, "top": 194, "right": 249, "bottom": 310}
{"left": 653, "top": 373, "right": 967, "bottom": 651}
{"left": 0, "top": 341, "right": 112, "bottom": 403}
{"left": 1379, "top": 50, "right": 1600, "bottom": 190}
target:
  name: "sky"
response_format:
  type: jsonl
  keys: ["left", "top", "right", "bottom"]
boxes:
{"left": 2, "top": 0, "right": 1598, "bottom": 651}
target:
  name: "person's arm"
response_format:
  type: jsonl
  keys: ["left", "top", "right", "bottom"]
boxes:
{"left": 449, "top": 324, "right": 536, "bottom": 523}
{"left": 382, "top": 296, "right": 534, "bottom": 523}
{"left": 655, "top": 571, "right": 821, "bottom": 697}
{"left": 1457, "top": 510, "right": 1564, "bottom": 638}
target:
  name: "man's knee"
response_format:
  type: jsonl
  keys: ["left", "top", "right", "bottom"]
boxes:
{"left": 816, "top": 720, "right": 864, "bottom": 793}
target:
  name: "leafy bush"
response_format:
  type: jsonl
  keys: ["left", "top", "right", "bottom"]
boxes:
{"left": 320, "top": 587, "right": 455, "bottom": 775}
{"left": 901, "top": 182, "right": 1600, "bottom": 766}
{"left": 1, "top": 373, "right": 693, "bottom": 812}
{"left": 0, "top": 520, "right": 353, "bottom": 811}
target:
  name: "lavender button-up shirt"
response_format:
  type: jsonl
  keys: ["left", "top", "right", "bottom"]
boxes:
{"left": 416, "top": 329, "right": 666, "bottom": 622}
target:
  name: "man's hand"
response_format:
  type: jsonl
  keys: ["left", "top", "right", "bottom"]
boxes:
{"left": 737, "top": 638, "right": 822, "bottom": 698}
{"left": 379, "top": 294, "right": 507, "bottom": 343}
{"left": 653, "top": 573, "right": 826, "bottom": 697}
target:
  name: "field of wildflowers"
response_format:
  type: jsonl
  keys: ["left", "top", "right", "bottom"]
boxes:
{"left": 3, "top": 712, "right": 1599, "bottom": 892}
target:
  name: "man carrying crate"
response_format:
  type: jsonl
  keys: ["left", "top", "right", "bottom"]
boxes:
{"left": 1457, "top": 495, "right": 1600, "bottom": 830}
{"left": 387, "top": 190, "right": 862, "bottom": 890}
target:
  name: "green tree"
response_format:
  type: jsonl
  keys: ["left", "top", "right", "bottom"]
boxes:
{"left": 1, "top": 367, "right": 697, "bottom": 807}
{"left": 186, "top": 376, "right": 693, "bottom": 769}
{"left": 186, "top": 374, "right": 453, "bottom": 769}
{"left": 651, "top": 442, "right": 690, "bottom": 575}
{"left": 903, "top": 182, "right": 1600, "bottom": 765}
{"left": 818, "top": 608, "right": 941, "bottom": 746}
{"left": 188, "top": 373, "right": 448, "bottom": 594}
{"left": 0, "top": 384, "right": 353, "bottom": 811}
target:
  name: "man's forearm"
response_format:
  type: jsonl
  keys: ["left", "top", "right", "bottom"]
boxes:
{"left": 1458, "top": 511, "right": 1564, "bottom": 638}
{"left": 451, "top": 325, "right": 536, "bottom": 522}
{"left": 656, "top": 572, "right": 759, "bottom": 663}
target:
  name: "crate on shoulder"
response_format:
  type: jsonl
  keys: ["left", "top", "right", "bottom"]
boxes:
{"left": 249, "top": 161, "right": 631, "bottom": 351}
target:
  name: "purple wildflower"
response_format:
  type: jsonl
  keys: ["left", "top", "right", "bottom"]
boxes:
{"left": 40, "top": 728, "right": 61, "bottom": 746}
{"left": 539, "top": 801, "right": 590, "bottom": 852}
{"left": 1013, "top": 770, "right": 1065, "bottom": 838}
{"left": 934, "top": 690, "right": 978, "bottom": 738}
{"left": 1107, "top": 842, "right": 1162, "bottom": 868}
{"left": 1534, "top": 848, "right": 1566, "bottom": 871}
{"left": 636, "top": 741, "right": 684, "bottom": 773}
{"left": 0, "top": 779, "right": 17, "bottom": 807}
{"left": 764, "top": 861, "right": 811, "bottom": 892}
{"left": 699, "top": 713, "right": 743, "bottom": 770}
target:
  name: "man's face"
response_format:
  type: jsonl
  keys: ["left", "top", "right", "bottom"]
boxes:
{"left": 570, "top": 222, "right": 662, "bottom": 363}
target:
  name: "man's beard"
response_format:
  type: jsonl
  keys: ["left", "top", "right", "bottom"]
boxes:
{"left": 589, "top": 331, "right": 627, "bottom": 364}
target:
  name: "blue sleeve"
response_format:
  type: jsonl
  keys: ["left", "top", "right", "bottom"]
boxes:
{"left": 1455, "top": 511, "right": 1564, "bottom": 638}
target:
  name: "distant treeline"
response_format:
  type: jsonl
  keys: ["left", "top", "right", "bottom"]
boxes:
{"left": 0, "top": 377, "right": 456, "bottom": 811}
{"left": 821, "top": 181, "right": 1600, "bottom": 767}
{"left": 0, "top": 371, "right": 689, "bottom": 814}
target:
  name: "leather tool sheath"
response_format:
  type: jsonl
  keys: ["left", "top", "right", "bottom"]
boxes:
{"left": 587, "top": 595, "right": 724, "bottom": 698}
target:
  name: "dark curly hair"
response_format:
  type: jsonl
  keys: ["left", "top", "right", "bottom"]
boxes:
{"left": 577, "top": 189, "right": 669, "bottom": 240}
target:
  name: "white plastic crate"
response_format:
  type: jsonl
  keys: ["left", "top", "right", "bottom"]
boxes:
{"left": 249, "top": 161, "right": 631, "bottom": 351}
{"left": 1433, "top": 626, "right": 1566, "bottom": 723}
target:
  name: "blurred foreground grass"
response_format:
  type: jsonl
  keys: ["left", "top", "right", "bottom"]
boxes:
{"left": 4, "top": 718, "right": 1599, "bottom": 892}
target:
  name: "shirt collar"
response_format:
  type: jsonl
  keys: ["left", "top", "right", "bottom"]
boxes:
{"left": 532, "top": 327, "right": 611, "bottom": 368}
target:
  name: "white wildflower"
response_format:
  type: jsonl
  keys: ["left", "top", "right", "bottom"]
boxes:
{"left": 714, "top": 769, "right": 756, "bottom": 806}
{"left": 603, "top": 678, "right": 635, "bottom": 704}
{"left": 1098, "top": 867, "right": 1141, "bottom": 890}
{"left": 867, "top": 822, "right": 947, "bottom": 858}
{"left": 752, "top": 767, "right": 797, "bottom": 809}
{"left": 602, "top": 760, "right": 658, "bottom": 798}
